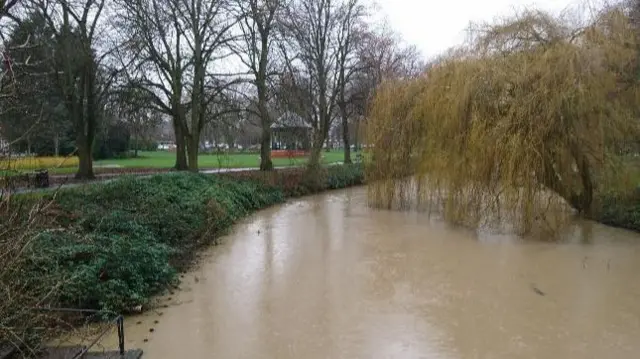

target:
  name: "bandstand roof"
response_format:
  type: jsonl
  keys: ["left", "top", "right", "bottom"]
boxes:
{"left": 271, "top": 112, "right": 311, "bottom": 129}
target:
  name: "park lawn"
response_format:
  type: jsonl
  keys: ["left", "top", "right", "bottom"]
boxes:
{"left": 41, "top": 150, "right": 347, "bottom": 175}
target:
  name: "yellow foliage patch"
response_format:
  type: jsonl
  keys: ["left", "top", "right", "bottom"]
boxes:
{"left": 0, "top": 156, "right": 79, "bottom": 170}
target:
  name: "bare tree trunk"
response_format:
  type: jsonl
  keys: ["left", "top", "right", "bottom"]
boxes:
{"left": 307, "top": 128, "right": 327, "bottom": 173}
{"left": 307, "top": 137, "right": 324, "bottom": 171}
{"left": 173, "top": 117, "right": 188, "bottom": 170}
{"left": 53, "top": 133, "right": 60, "bottom": 157}
{"left": 258, "top": 89, "right": 273, "bottom": 170}
{"left": 260, "top": 126, "right": 273, "bottom": 171}
{"left": 340, "top": 107, "right": 351, "bottom": 164}
{"left": 75, "top": 135, "right": 94, "bottom": 179}
{"left": 186, "top": 135, "right": 199, "bottom": 172}
{"left": 75, "top": 59, "right": 97, "bottom": 180}
{"left": 134, "top": 136, "right": 139, "bottom": 157}
{"left": 353, "top": 117, "right": 359, "bottom": 152}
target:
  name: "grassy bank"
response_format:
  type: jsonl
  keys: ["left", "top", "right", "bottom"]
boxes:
{"left": 2, "top": 164, "right": 363, "bottom": 324}
{"left": 2, "top": 150, "right": 347, "bottom": 175}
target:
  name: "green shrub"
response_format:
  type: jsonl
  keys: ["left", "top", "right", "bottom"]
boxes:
{"left": 30, "top": 225, "right": 175, "bottom": 313}
{"left": 594, "top": 189, "right": 640, "bottom": 232}
{"left": 325, "top": 164, "right": 364, "bottom": 189}
{"left": 22, "top": 173, "right": 284, "bottom": 313}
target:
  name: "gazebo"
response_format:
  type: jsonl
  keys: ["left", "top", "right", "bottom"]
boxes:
{"left": 271, "top": 112, "right": 312, "bottom": 158}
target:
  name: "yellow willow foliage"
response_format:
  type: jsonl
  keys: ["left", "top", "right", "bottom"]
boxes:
{"left": 366, "top": 6, "right": 640, "bottom": 235}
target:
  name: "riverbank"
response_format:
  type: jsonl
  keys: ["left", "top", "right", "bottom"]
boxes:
{"left": 0, "top": 164, "right": 363, "bottom": 354}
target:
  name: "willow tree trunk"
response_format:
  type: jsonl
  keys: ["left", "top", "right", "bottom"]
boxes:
{"left": 540, "top": 148, "right": 594, "bottom": 216}
{"left": 570, "top": 145, "right": 594, "bottom": 216}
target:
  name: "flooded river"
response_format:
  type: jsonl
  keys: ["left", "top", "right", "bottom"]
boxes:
{"left": 107, "top": 187, "right": 640, "bottom": 358}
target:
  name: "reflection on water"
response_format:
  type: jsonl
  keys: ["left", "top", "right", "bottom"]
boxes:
{"left": 103, "top": 187, "right": 640, "bottom": 358}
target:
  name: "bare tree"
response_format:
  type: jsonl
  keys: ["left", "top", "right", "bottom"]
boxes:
{"left": 359, "top": 25, "right": 423, "bottom": 88}
{"left": 0, "top": 0, "right": 22, "bottom": 25}
{"left": 235, "top": 0, "right": 285, "bottom": 171}
{"left": 184, "top": 0, "right": 239, "bottom": 171}
{"left": 30, "top": 0, "right": 111, "bottom": 179}
{"left": 114, "top": 84, "right": 162, "bottom": 157}
{"left": 334, "top": 0, "right": 365, "bottom": 164}
{"left": 115, "top": 0, "right": 238, "bottom": 171}
{"left": 279, "top": 0, "right": 344, "bottom": 173}
{"left": 114, "top": 0, "right": 189, "bottom": 169}
{"left": 349, "top": 26, "right": 423, "bottom": 149}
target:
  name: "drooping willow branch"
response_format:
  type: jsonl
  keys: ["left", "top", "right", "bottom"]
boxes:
{"left": 365, "top": 5, "right": 640, "bottom": 235}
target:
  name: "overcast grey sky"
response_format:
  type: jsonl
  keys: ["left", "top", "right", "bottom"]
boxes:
{"left": 372, "top": 0, "right": 584, "bottom": 59}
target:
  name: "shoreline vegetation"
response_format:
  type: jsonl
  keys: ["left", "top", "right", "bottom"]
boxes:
{"left": 364, "top": 5, "right": 640, "bottom": 236}
{"left": 0, "top": 164, "right": 364, "bottom": 354}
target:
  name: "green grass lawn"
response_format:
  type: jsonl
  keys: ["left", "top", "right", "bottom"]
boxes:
{"left": 43, "top": 150, "right": 347, "bottom": 175}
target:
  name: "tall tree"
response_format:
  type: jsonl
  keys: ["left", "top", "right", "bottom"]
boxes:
{"left": 115, "top": 84, "right": 162, "bottom": 157}
{"left": 235, "top": 0, "right": 285, "bottom": 171}
{"left": 348, "top": 26, "right": 422, "bottom": 150}
{"left": 114, "top": 0, "right": 190, "bottom": 170}
{"left": 334, "top": 0, "right": 364, "bottom": 164}
{"left": 280, "top": 0, "right": 344, "bottom": 173}
{"left": 115, "top": 0, "right": 238, "bottom": 171}
{"left": 31, "top": 0, "right": 110, "bottom": 179}
{"left": 0, "top": 14, "right": 54, "bottom": 152}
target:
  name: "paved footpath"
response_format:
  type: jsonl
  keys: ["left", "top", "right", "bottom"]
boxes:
{"left": 9, "top": 162, "right": 345, "bottom": 194}
{"left": 9, "top": 166, "right": 289, "bottom": 194}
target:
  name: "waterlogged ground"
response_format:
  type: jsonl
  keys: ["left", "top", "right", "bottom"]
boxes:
{"left": 102, "top": 187, "right": 640, "bottom": 358}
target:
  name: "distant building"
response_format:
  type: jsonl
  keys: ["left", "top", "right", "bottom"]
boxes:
{"left": 157, "top": 141, "right": 176, "bottom": 151}
{"left": 271, "top": 112, "right": 311, "bottom": 151}
{"left": 0, "top": 135, "right": 8, "bottom": 155}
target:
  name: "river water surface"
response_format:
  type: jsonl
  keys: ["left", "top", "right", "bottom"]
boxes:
{"left": 107, "top": 187, "right": 640, "bottom": 358}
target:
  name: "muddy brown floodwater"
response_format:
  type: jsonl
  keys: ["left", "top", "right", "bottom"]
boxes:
{"left": 103, "top": 187, "right": 640, "bottom": 358}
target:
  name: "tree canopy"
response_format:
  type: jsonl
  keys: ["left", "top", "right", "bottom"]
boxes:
{"left": 366, "top": 5, "right": 640, "bottom": 235}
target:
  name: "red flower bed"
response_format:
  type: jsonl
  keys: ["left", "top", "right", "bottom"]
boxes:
{"left": 271, "top": 150, "right": 308, "bottom": 158}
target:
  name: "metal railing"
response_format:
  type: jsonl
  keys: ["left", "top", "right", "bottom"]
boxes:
{"left": 34, "top": 307, "right": 125, "bottom": 358}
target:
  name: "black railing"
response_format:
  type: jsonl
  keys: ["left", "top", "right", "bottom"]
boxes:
{"left": 34, "top": 307, "right": 125, "bottom": 358}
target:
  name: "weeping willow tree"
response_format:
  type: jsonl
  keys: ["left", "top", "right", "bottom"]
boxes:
{"left": 366, "top": 5, "right": 640, "bottom": 234}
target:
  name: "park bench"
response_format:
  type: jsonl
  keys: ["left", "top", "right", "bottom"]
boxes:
{"left": 0, "top": 169, "right": 49, "bottom": 190}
